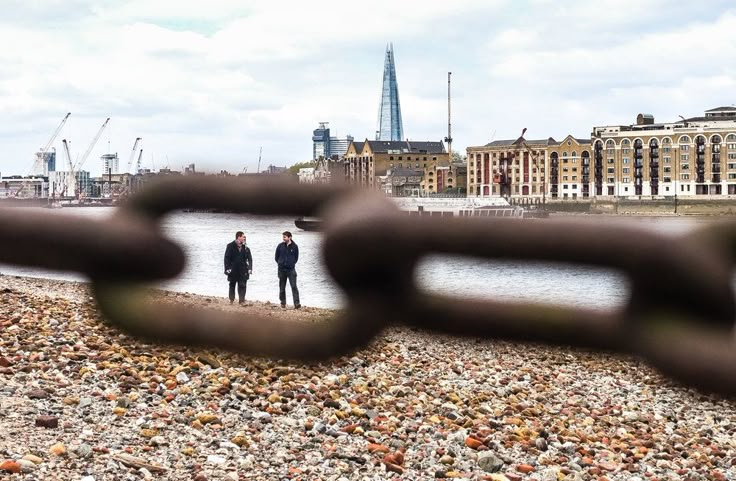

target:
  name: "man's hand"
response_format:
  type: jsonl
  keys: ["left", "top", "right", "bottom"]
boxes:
{"left": 249, "top": 270, "right": 252, "bottom": 275}
{"left": 225, "top": 269, "right": 231, "bottom": 275}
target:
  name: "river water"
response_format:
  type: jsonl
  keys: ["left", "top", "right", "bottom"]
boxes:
{"left": 0, "top": 208, "right": 714, "bottom": 309}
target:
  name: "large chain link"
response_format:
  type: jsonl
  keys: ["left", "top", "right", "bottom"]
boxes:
{"left": 1, "top": 176, "right": 735, "bottom": 396}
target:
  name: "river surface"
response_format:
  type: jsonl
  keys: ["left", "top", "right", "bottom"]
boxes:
{"left": 0, "top": 208, "right": 717, "bottom": 309}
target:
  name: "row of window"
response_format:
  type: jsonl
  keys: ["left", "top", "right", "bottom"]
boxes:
{"left": 599, "top": 134, "right": 736, "bottom": 148}
{"left": 388, "top": 156, "right": 438, "bottom": 161}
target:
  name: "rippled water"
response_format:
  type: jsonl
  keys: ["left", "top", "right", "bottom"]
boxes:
{"left": 0, "top": 208, "right": 715, "bottom": 309}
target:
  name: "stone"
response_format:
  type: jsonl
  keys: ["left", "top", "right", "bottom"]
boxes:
{"left": 465, "top": 436, "right": 484, "bottom": 450}
{"left": 207, "top": 455, "right": 226, "bottom": 466}
{"left": 112, "top": 453, "right": 166, "bottom": 473}
{"left": 27, "top": 389, "right": 49, "bottom": 399}
{"left": 197, "top": 354, "right": 221, "bottom": 368}
{"left": 440, "top": 455, "right": 455, "bottom": 465}
{"left": 0, "top": 460, "right": 21, "bottom": 473}
{"left": 72, "top": 444, "right": 93, "bottom": 459}
{"left": 517, "top": 464, "right": 535, "bottom": 474}
{"left": 478, "top": 452, "right": 504, "bottom": 473}
{"left": 17, "top": 459, "right": 37, "bottom": 473}
{"left": 35, "top": 415, "right": 59, "bottom": 428}
{"left": 368, "top": 444, "right": 390, "bottom": 454}
{"left": 197, "top": 413, "right": 222, "bottom": 425}
{"left": 50, "top": 443, "right": 66, "bottom": 456}
{"left": 22, "top": 454, "right": 42, "bottom": 465}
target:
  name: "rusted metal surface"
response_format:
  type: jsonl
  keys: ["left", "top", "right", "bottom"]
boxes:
{"left": 1, "top": 176, "right": 735, "bottom": 396}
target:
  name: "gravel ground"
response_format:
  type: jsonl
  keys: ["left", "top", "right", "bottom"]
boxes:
{"left": 0, "top": 274, "right": 735, "bottom": 481}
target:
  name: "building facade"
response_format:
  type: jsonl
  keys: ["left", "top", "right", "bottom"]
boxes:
{"left": 344, "top": 139, "right": 448, "bottom": 194}
{"left": 101, "top": 153, "right": 119, "bottom": 175}
{"left": 592, "top": 108, "right": 736, "bottom": 198}
{"left": 467, "top": 136, "right": 556, "bottom": 202}
{"left": 312, "top": 122, "right": 354, "bottom": 160}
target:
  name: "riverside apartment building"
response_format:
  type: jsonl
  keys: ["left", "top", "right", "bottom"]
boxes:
{"left": 466, "top": 107, "right": 736, "bottom": 201}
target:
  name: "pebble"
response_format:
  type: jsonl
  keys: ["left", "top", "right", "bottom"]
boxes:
{"left": 35, "top": 415, "right": 59, "bottom": 428}
{"left": 478, "top": 452, "right": 504, "bottom": 473}
{"left": 1, "top": 275, "right": 735, "bottom": 480}
{"left": 206, "top": 455, "right": 226, "bottom": 466}
{"left": 50, "top": 442, "right": 66, "bottom": 456}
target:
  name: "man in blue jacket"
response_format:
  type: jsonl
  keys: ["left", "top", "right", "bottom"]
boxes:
{"left": 274, "top": 231, "right": 300, "bottom": 309}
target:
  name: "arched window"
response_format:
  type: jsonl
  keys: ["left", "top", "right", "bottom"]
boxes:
{"left": 562, "top": 151, "right": 568, "bottom": 157}
{"left": 710, "top": 134, "right": 722, "bottom": 144}
{"left": 571, "top": 152, "right": 577, "bottom": 157}
{"left": 605, "top": 140, "right": 615, "bottom": 148}
{"left": 679, "top": 135, "right": 691, "bottom": 144}
{"left": 662, "top": 138, "right": 671, "bottom": 144}
{"left": 727, "top": 134, "right": 736, "bottom": 142}
{"left": 621, "top": 139, "right": 631, "bottom": 146}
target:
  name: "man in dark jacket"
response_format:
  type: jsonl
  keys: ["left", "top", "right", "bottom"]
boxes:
{"left": 224, "top": 231, "right": 253, "bottom": 305}
{"left": 274, "top": 231, "right": 300, "bottom": 309}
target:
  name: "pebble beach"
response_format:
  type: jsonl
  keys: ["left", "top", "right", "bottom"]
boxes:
{"left": 0, "top": 274, "right": 734, "bottom": 481}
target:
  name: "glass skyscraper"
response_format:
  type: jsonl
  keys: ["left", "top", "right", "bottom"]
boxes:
{"left": 377, "top": 43, "right": 404, "bottom": 142}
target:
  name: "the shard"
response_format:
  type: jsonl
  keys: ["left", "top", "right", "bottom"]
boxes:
{"left": 377, "top": 43, "right": 404, "bottom": 141}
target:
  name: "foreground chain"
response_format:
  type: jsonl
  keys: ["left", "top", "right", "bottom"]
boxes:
{"left": 1, "top": 176, "right": 735, "bottom": 397}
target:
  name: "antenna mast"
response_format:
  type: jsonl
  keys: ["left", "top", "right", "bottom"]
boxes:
{"left": 444, "top": 72, "right": 452, "bottom": 160}
{"left": 257, "top": 146, "right": 262, "bottom": 173}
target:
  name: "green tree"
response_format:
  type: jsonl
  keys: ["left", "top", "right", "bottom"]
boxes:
{"left": 288, "top": 160, "right": 316, "bottom": 175}
{"left": 451, "top": 151, "right": 467, "bottom": 163}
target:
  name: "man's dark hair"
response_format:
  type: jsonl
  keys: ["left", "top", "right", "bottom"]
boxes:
{"left": 235, "top": 231, "right": 245, "bottom": 239}
{"left": 282, "top": 231, "right": 292, "bottom": 238}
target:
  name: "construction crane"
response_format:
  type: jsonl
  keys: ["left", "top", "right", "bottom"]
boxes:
{"left": 257, "top": 147, "right": 262, "bottom": 173}
{"left": 61, "top": 139, "right": 74, "bottom": 197}
{"left": 135, "top": 149, "right": 144, "bottom": 174}
{"left": 14, "top": 112, "right": 71, "bottom": 197}
{"left": 126, "top": 137, "right": 142, "bottom": 174}
{"left": 63, "top": 118, "right": 109, "bottom": 198}
{"left": 35, "top": 112, "right": 71, "bottom": 175}
{"left": 518, "top": 128, "right": 547, "bottom": 208}
{"left": 72, "top": 118, "right": 109, "bottom": 173}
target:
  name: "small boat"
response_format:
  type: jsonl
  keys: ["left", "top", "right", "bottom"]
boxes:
{"left": 294, "top": 217, "right": 322, "bottom": 231}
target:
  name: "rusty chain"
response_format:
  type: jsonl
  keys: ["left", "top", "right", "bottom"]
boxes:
{"left": 0, "top": 175, "right": 735, "bottom": 397}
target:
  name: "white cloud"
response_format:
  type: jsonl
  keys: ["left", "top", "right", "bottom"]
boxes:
{"left": 0, "top": 0, "right": 734, "bottom": 177}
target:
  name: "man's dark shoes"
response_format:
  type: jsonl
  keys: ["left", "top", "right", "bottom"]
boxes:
{"left": 280, "top": 303, "right": 286, "bottom": 309}
{"left": 229, "top": 299, "right": 234, "bottom": 305}
{"left": 295, "top": 304, "right": 301, "bottom": 309}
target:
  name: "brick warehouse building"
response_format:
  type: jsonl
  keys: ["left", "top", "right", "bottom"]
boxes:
{"left": 466, "top": 107, "right": 736, "bottom": 202}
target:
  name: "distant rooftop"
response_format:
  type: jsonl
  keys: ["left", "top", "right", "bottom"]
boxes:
{"left": 363, "top": 140, "right": 446, "bottom": 154}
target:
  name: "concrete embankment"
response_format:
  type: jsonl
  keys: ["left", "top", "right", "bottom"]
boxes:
{"left": 534, "top": 199, "right": 736, "bottom": 216}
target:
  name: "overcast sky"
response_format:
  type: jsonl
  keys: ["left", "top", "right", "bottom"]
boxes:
{"left": 1, "top": 0, "right": 735, "bottom": 177}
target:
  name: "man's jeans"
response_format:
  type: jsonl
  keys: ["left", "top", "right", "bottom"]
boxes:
{"left": 278, "top": 269, "right": 300, "bottom": 306}
{"left": 229, "top": 279, "right": 247, "bottom": 303}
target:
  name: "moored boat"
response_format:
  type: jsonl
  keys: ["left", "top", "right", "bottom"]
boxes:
{"left": 294, "top": 217, "right": 322, "bottom": 231}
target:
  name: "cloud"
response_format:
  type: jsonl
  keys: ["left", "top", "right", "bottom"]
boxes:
{"left": 0, "top": 0, "right": 734, "bottom": 177}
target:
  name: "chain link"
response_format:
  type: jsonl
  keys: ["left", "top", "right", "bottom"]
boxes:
{"left": 1, "top": 176, "right": 735, "bottom": 396}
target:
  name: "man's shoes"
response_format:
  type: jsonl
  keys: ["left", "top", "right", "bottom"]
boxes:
{"left": 229, "top": 299, "right": 234, "bottom": 305}
{"left": 295, "top": 304, "right": 301, "bottom": 309}
{"left": 280, "top": 303, "right": 286, "bottom": 309}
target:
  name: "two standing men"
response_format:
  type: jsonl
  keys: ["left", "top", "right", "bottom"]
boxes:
{"left": 224, "top": 230, "right": 301, "bottom": 308}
